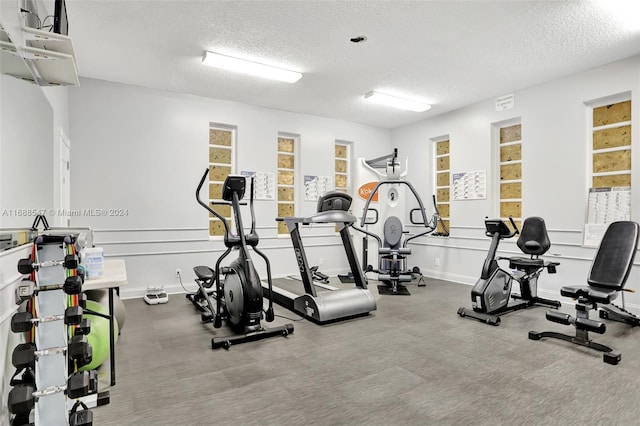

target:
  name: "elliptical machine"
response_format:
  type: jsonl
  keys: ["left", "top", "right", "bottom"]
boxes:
{"left": 188, "top": 168, "right": 293, "bottom": 349}
{"left": 457, "top": 216, "right": 561, "bottom": 325}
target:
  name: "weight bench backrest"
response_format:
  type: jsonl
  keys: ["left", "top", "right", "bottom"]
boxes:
{"left": 588, "top": 221, "right": 639, "bottom": 290}
{"left": 517, "top": 217, "right": 550, "bottom": 256}
{"left": 383, "top": 216, "right": 403, "bottom": 250}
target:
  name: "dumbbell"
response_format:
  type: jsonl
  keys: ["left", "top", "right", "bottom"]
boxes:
{"left": 14, "top": 280, "right": 35, "bottom": 305}
{"left": 8, "top": 371, "right": 98, "bottom": 415}
{"left": 64, "top": 275, "right": 83, "bottom": 295}
{"left": 68, "top": 335, "right": 93, "bottom": 367}
{"left": 9, "top": 366, "right": 35, "bottom": 388}
{"left": 17, "top": 254, "right": 79, "bottom": 275}
{"left": 69, "top": 401, "right": 93, "bottom": 426}
{"left": 11, "top": 306, "right": 84, "bottom": 333}
{"left": 12, "top": 343, "right": 70, "bottom": 370}
{"left": 67, "top": 370, "right": 99, "bottom": 399}
{"left": 75, "top": 317, "right": 92, "bottom": 336}
{"left": 10, "top": 412, "right": 33, "bottom": 425}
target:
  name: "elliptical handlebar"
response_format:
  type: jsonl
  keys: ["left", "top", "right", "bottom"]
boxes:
{"left": 248, "top": 176, "right": 257, "bottom": 235}
{"left": 196, "top": 168, "right": 231, "bottom": 235}
{"left": 508, "top": 216, "right": 520, "bottom": 236}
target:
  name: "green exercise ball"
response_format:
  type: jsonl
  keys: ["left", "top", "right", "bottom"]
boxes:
{"left": 79, "top": 300, "right": 119, "bottom": 371}
{"left": 85, "top": 289, "right": 126, "bottom": 332}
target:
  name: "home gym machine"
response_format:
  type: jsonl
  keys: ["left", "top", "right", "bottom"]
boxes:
{"left": 352, "top": 149, "right": 446, "bottom": 295}
{"left": 529, "top": 221, "right": 640, "bottom": 365}
{"left": 457, "top": 216, "right": 561, "bottom": 325}
{"left": 189, "top": 169, "right": 293, "bottom": 349}
{"left": 270, "top": 191, "right": 377, "bottom": 323}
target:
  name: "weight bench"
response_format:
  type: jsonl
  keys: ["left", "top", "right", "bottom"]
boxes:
{"left": 529, "top": 221, "right": 640, "bottom": 365}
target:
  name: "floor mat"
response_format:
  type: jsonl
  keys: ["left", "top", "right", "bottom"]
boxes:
{"left": 378, "top": 284, "right": 411, "bottom": 296}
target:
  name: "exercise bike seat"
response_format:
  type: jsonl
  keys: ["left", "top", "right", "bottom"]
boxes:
{"left": 516, "top": 217, "right": 551, "bottom": 256}
{"left": 508, "top": 217, "right": 553, "bottom": 272}
{"left": 509, "top": 257, "right": 544, "bottom": 269}
{"left": 193, "top": 265, "right": 215, "bottom": 281}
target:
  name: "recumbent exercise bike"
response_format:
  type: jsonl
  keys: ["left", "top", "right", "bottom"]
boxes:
{"left": 457, "top": 216, "right": 561, "bottom": 325}
{"left": 187, "top": 169, "right": 293, "bottom": 349}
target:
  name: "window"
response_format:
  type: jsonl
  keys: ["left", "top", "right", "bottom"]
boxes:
{"left": 591, "top": 99, "right": 631, "bottom": 188}
{"left": 334, "top": 141, "right": 351, "bottom": 194}
{"left": 277, "top": 135, "right": 297, "bottom": 235}
{"left": 434, "top": 138, "right": 450, "bottom": 234}
{"left": 208, "top": 125, "right": 236, "bottom": 237}
{"left": 498, "top": 123, "right": 522, "bottom": 229}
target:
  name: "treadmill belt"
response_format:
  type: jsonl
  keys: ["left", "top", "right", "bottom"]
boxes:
{"left": 271, "top": 277, "right": 332, "bottom": 294}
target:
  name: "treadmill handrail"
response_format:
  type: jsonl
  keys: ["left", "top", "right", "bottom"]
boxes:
{"left": 277, "top": 210, "right": 357, "bottom": 225}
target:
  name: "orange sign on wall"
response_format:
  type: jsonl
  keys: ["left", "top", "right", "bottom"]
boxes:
{"left": 358, "top": 181, "right": 379, "bottom": 202}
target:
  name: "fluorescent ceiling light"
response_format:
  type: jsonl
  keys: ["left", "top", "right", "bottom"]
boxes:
{"left": 597, "top": 0, "right": 640, "bottom": 31}
{"left": 202, "top": 51, "right": 302, "bottom": 83}
{"left": 364, "top": 91, "right": 431, "bottom": 112}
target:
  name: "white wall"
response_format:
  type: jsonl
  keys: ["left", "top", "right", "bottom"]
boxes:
{"left": 68, "top": 78, "right": 391, "bottom": 298}
{"left": 392, "top": 54, "right": 640, "bottom": 311}
{"left": 0, "top": 74, "right": 54, "bottom": 228}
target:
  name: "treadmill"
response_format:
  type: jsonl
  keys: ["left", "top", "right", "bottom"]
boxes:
{"left": 266, "top": 192, "right": 377, "bottom": 323}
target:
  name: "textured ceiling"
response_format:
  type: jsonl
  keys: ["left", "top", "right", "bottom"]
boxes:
{"left": 65, "top": 0, "right": 640, "bottom": 129}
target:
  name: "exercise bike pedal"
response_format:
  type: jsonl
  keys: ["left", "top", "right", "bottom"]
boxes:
{"left": 200, "top": 312, "right": 213, "bottom": 323}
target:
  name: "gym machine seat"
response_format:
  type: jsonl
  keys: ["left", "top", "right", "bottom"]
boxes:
{"left": 529, "top": 220, "right": 640, "bottom": 365}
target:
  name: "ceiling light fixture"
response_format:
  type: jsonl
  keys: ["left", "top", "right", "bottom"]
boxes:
{"left": 202, "top": 51, "right": 302, "bottom": 83}
{"left": 364, "top": 91, "right": 431, "bottom": 112}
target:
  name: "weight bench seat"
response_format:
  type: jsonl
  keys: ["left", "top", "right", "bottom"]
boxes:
{"left": 529, "top": 220, "right": 640, "bottom": 365}
{"left": 379, "top": 247, "right": 411, "bottom": 256}
{"left": 560, "top": 285, "right": 618, "bottom": 304}
{"left": 378, "top": 273, "right": 412, "bottom": 283}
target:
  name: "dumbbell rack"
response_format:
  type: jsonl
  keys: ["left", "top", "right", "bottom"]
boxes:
{"left": 9, "top": 234, "right": 95, "bottom": 425}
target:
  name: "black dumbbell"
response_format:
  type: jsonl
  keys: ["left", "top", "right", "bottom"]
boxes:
{"left": 10, "top": 411, "right": 33, "bottom": 425}
{"left": 12, "top": 343, "right": 68, "bottom": 370}
{"left": 8, "top": 371, "right": 98, "bottom": 415}
{"left": 10, "top": 312, "right": 35, "bottom": 333}
{"left": 64, "top": 275, "right": 83, "bottom": 294}
{"left": 64, "top": 254, "right": 79, "bottom": 269}
{"left": 67, "top": 370, "right": 98, "bottom": 399}
{"left": 12, "top": 343, "right": 36, "bottom": 370}
{"left": 9, "top": 367, "right": 35, "bottom": 388}
{"left": 8, "top": 385, "right": 35, "bottom": 415}
{"left": 11, "top": 306, "right": 83, "bottom": 333}
{"left": 17, "top": 258, "right": 34, "bottom": 275}
{"left": 64, "top": 306, "right": 83, "bottom": 325}
{"left": 75, "top": 318, "right": 92, "bottom": 336}
{"left": 68, "top": 335, "right": 93, "bottom": 367}
{"left": 69, "top": 401, "right": 93, "bottom": 426}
